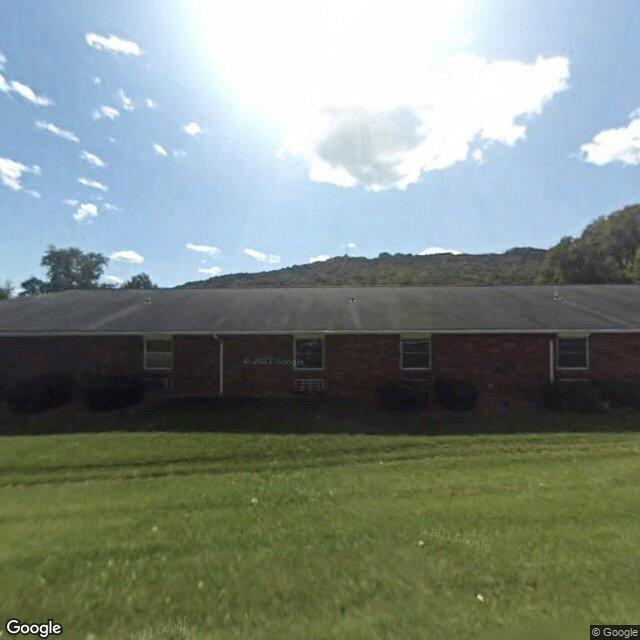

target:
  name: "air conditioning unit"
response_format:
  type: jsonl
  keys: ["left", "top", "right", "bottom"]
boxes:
{"left": 143, "top": 377, "right": 171, "bottom": 392}
{"left": 294, "top": 379, "right": 325, "bottom": 393}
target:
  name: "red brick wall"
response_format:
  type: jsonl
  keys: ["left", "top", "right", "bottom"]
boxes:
{"left": 325, "top": 334, "right": 402, "bottom": 395}
{"left": 222, "top": 334, "right": 410, "bottom": 397}
{"left": 0, "top": 335, "right": 141, "bottom": 381}
{"left": 432, "top": 334, "right": 550, "bottom": 408}
{"left": 222, "top": 335, "right": 315, "bottom": 397}
{"left": 169, "top": 335, "right": 219, "bottom": 394}
{"left": 585, "top": 333, "right": 640, "bottom": 380}
{"left": 0, "top": 335, "right": 222, "bottom": 395}
{"left": 3, "top": 332, "right": 640, "bottom": 408}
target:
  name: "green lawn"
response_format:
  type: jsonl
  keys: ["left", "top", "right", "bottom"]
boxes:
{"left": 1, "top": 403, "right": 640, "bottom": 639}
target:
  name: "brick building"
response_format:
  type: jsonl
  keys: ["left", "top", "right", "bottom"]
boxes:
{"left": 1, "top": 285, "right": 640, "bottom": 409}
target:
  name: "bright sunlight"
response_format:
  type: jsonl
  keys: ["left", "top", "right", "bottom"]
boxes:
{"left": 191, "top": 0, "right": 467, "bottom": 125}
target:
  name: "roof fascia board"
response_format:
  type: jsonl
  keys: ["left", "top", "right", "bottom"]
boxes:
{"left": 2, "top": 328, "right": 640, "bottom": 336}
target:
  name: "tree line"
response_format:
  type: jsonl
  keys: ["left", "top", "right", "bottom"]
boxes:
{"left": 534, "top": 204, "right": 640, "bottom": 284}
{"left": 0, "top": 245, "right": 157, "bottom": 300}
{"left": 3, "top": 204, "right": 640, "bottom": 299}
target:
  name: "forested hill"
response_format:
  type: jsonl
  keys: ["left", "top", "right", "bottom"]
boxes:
{"left": 177, "top": 204, "right": 640, "bottom": 288}
{"left": 535, "top": 204, "right": 640, "bottom": 284}
{"left": 176, "top": 247, "right": 546, "bottom": 288}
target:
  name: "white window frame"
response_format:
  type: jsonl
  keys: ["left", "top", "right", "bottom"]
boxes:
{"left": 400, "top": 334, "right": 432, "bottom": 370}
{"left": 293, "top": 334, "right": 324, "bottom": 371}
{"left": 144, "top": 335, "right": 174, "bottom": 371}
{"left": 556, "top": 333, "right": 589, "bottom": 370}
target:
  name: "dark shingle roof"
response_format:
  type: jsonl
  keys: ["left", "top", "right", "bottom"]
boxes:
{"left": 1, "top": 285, "right": 640, "bottom": 334}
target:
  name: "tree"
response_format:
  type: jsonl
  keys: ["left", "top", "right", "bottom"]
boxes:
{"left": 19, "top": 277, "right": 51, "bottom": 296}
{"left": 120, "top": 273, "right": 158, "bottom": 289}
{"left": 536, "top": 205, "right": 640, "bottom": 284}
{"left": 0, "top": 280, "right": 15, "bottom": 300}
{"left": 41, "top": 246, "right": 108, "bottom": 291}
{"left": 626, "top": 246, "right": 640, "bottom": 283}
{"left": 20, "top": 246, "right": 109, "bottom": 295}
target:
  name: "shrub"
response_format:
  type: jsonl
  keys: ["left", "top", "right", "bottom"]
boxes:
{"left": 4, "top": 372, "right": 74, "bottom": 414}
{"left": 81, "top": 374, "right": 145, "bottom": 411}
{"left": 434, "top": 377, "right": 478, "bottom": 411}
{"left": 377, "top": 380, "right": 428, "bottom": 413}
{"left": 540, "top": 380, "right": 603, "bottom": 413}
{"left": 601, "top": 378, "right": 640, "bottom": 409}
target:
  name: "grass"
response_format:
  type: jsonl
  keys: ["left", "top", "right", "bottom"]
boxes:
{"left": 1, "top": 400, "right": 640, "bottom": 639}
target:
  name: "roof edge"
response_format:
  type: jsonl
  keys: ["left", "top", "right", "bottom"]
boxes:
{"left": 1, "top": 329, "right": 639, "bottom": 337}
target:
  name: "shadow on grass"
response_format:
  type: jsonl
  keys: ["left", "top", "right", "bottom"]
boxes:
{"left": 1, "top": 395, "right": 639, "bottom": 438}
{"left": 0, "top": 447, "right": 468, "bottom": 488}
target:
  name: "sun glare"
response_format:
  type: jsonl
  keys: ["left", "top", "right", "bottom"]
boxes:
{"left": 190, "top": 0, "right": 467, "bottom": 128}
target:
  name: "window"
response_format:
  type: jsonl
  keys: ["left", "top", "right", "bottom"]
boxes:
{"left": 557, "top": 336, "right": 588, "bottom": 369}
{"left": 144, "top": 336, "right": 173, "bottom": 370}
{"left": 294, "top": 337, "right": 324, "bottom": 369}
{"left": 401, "top": 337, "right": 431, "bottom": 369}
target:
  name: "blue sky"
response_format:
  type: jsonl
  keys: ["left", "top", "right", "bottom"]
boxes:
{"left": 2, "top": 0, "right": 640, "bottom": 290}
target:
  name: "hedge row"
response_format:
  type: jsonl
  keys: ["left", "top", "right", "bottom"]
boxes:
{"left": 4, "top": 373, "right": 639, "bottom": 416}
{"left": 541, "top": 378, "right": 640, "bottom": 413}
{"left": 1, "top": 373, "right": 146, "bottom": 414}
{"left": 377, "top": 377, "right": 640, "bottom": 414}
{"left": 2, "top": 372, "right": 74, "bottom": 414}
{"left": 377, "top": 377, "right": 478, "bottom": 413}
{"left": 377, "top": 380, "right": 429, "bottom": 413}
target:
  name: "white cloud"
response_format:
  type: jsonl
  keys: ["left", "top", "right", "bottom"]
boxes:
{"left": 173, "top": 149, "right": 187, "bottom": 158}
{"left": 152, "top": 143, "right": 168, "bottom": 156}
{"left": 198, "top": 266, "right": 222, "bottom": 276}
{"left": 78, "top": 177, "right": 108, "bottom": 191}
{"left": 244, "top": 248, "right": 281, "bottom": 264}
{"left": 80, "top": 150, "right": 105, "bottom": 167}
{"left": 298, "top": 65, "right": 568, "bottom": 189}
{"left": 9, "top": 80, "right": 52, "bottom": 106}
{"left": 86, "top": 33, "right": 142, "bottom": 56}
{"left": 103, "top": 275, "right": 124, "bottom": 285}
{"left": 347, "top": 242, "right": 358, "bottom": 250}
{"left": 309, "top": 254, "right": 330, "bottom": 263}
{"left": 63, "top": 198, "right": 79, "bottom": 206}
{"left": 0, "top": 73, "right": 52, "bottom": 106}
{"left": 93, "top": 76, "right": 101, "bottom": 85}
{"left": 186, "top": 243, "right": 221, "bottom": 256}
{"left": 104, "top": 203, "right": 120, "bottom": 211}
{"left": 73, "top": 202, "right": 98, "bottom": 221}
{"left": 184, "top": 121, "right": 202, "bottom": 136}
{"left": 283, "top": 54, "right": 570, "bottom": 190}
{"left": 146, "top": 98, "right": 157, "bottom": 108}
{"left": 117, "top": 88, "right": 134, "bottom": 111}
{"left": 580, "top": 110, "right": 640, "bottom": 166}
{"left": 198, "top": 3, "right": 568, "bottom": 190}
{"left": 0, "top": 53, "right": 6, "bottom": 70}
{"left": 0, "top": 156, "right": 40, "bottom": 192}
{"left": 26, "top": 189, "right": 41, "bottom": 198}
{"left": 111, "top": 250, "right": 144, "bottom": 264}
{"left": 35, "top": 120, "right": 79, "bottom": 142}
{"left": 93, "top": 105, "right": 120, "bottom": 120}
{"left": 419, "top": 246, "right": 462, "bottom": 255}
